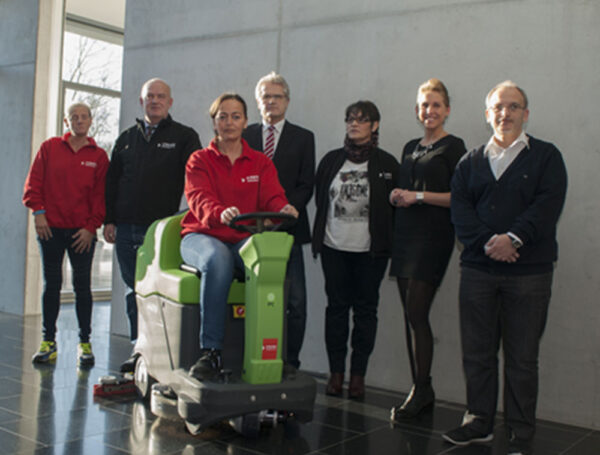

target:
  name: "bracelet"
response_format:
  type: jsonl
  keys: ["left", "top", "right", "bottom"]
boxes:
{"left": 33, "top": 210, "right": 46, "bottom": 216}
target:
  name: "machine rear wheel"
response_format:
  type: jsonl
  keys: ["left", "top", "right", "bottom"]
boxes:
{"left": 134, "top": 355, "right": 155, "bottom": 399}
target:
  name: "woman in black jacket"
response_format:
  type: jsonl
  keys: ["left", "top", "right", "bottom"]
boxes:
{"left": 312, "top": 100, "right": 399, "bottom": 399}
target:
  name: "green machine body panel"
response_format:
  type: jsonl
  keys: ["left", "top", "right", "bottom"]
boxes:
{"left": 239, "top": 232, "right": 293, "bottom": 385}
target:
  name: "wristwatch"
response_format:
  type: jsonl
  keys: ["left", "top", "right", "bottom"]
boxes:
{"left": 416, "top": 192, "right": 424, "bottom": 204}
{"left": 507, "top": 233, "right": 523, "bottom": 249}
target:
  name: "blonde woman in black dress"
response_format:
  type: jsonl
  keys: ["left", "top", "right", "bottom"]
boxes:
{"left": 389, "top": 79, "right": 466, "bottom": 420}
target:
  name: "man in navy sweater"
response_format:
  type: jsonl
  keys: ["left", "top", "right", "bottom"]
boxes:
{"left": 443, "top": 81, "right": 567, "bottom": 455}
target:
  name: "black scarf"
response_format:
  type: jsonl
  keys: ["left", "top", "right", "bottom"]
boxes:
{"left": 343, "top": 131, "right": 378, "bottom": 163}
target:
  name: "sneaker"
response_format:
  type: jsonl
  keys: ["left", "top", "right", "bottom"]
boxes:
{"left": 443, "top": 423, "right": 493, "bottom": 446}
{"left": 77, "top": 342, "right": 95, "bottom": 366}
{"left": 32, "top": 341, "right": 57, "bottom": 363}
{"left": 189, "top": 349, "right": 222, "bottom": 381}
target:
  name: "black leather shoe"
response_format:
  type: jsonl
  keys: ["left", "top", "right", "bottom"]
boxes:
{"left": 120, "top": 353, "right": 140, "bottom": 373}
{"left": 326, "top": 372, "right": 344, "bottom": 396}
{"left": 348, "top": 375, "right": 365, "bottom": 399}
{"left": 189, "top": 349, "right": 222, "bottom": 381}
{"left": 390, "top": 379, "right": 435, "bottom": 420}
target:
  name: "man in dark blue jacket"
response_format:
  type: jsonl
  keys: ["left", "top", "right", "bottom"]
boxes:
{"left": 104, "top": 78, "right": 201, "bottom": 371}
{"left": 443, "top": 81, "right": 567, "bottom": 455}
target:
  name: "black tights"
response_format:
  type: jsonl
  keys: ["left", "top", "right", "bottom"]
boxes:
{"left": 396, "top": 278, "right": 437, "bottom": 384}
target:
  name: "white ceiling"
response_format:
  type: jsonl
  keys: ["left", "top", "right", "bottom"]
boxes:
{"left": 66, "top": 0, "right": 125, "bottom": 29}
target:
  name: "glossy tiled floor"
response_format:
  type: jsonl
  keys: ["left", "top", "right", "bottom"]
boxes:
{"left": 0, "top": 302, "right": 598, "bottom": 455}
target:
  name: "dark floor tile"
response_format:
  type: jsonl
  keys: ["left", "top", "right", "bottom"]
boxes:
{"left": 390, "top": 404, "right": 469, "bottom": 435}
{"left": 29, "top": 438, "right": 129, "bottom": 455}
{"left": 178, "top": 440, "right": 267, "bottom": 455}
{"left": 0, "top": 405, "right": 132, "bottom": 446}
{"left": 224, "top": 418, "right": 359, "bottom": 455}
{"left": 0, "top": 407, "right": 20, "bottom": 425}
{"left": 93, "top": 410, "right": 236, "bottom": 455}
{"left": 561, "top": 431, "right": 600, "bottom": 454}
{"left": 0, "top": 378, "right": 29, "bottom": 399}
{"left": 312, "top": 403, "right": 389, "bottom": 433}
{"left": 320, "top": 425, "right": 449, "bottom": 455}
{"left": 0, "top": 427, "right": 45, "bottom": 454}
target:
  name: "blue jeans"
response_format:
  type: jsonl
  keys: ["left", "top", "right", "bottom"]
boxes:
{"left": 320, "top": 245, "right": 389, "bottom": 376}
{"left": 285, "top": 243, "right": 307, "bottom": 369}
{"left": 459, "top": 266, "right": 553, "bottom": 444}
{"left": 180, "top": 233, "right": 246, "bottom": 350}
{"left": 115, "top": 223, "right": 149, "bottom": 341}
{"left": 38, "top": 228, "right": 96, "bottom": 343}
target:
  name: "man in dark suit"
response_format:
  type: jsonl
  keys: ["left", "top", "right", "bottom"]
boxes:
{"left": 243, "top": 72, "right": 315, "bottom": 370}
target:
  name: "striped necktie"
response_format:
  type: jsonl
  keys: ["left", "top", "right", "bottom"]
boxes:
{"left": 145, "top": 124, "right": 156, "bottom": 140}
{"left": 264, "top": 125, "right": 275, "bottom": 159}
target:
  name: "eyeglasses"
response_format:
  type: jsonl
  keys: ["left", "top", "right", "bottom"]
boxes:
{"left": 345, "top": 116, "right": 370, "bottom": 124}
{"left": 489, "top": 103, "right": 524, "bottom": 114}
{"left": 261, "top": 94, "right": 285, "bottom": 101}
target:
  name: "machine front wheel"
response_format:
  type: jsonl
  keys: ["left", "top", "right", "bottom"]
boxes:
{"left": 134, "top": 355, "right": 155, "bottom": 399}
{"left": 229, "top": 413, "right": 261, "bottom": 438}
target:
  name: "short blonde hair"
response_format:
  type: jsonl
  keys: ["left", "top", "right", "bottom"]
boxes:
{"left": 486, "top": 80, "right": 528, "bottom": 109}
{"left": 66, "top": 102, "right": 91, "bottom": 118}
{"left": 417, "top": 78, "right": 450, "bottom": 107}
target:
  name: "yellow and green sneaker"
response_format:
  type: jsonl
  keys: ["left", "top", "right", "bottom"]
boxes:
{"left": 32, "top": 341, "right": 57, "bottom": 363}
{"left": 77, "top": 342, "right": 95, "bottom": 366}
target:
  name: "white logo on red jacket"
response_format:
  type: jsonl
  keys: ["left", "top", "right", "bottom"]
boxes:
{"left": 242, "top": 175, "right": 260, "bottom": 183}
{"left": 81, "top": 161, "right": 97, "bottom": 168}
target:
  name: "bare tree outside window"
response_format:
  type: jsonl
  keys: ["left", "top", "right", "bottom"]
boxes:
{"left": 62, "top": 31, "right": 122, "bottom": 153}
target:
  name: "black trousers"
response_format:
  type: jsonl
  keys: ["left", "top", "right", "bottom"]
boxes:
{"left": 459, "top": 266, "right": 553, "bottom": 445}
{"left": 38, "top": 228, "right": 96, "bottom": 343}
{"left": 320, "top": 245, "right": 388, "bottom": 376}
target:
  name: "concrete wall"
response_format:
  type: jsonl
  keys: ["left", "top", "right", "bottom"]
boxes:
{"left": 0, "top": 0, "right": 39, "bottom": 315}
{"left": 0, "top": 0, "right": 65, "bottom": 316}
{"left": 116, "top": 0, "right": 600, "bottom": 429}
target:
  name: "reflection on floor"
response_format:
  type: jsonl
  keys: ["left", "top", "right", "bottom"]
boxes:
{"left": 0, "top": 302, "right": 598, "bottom": 455}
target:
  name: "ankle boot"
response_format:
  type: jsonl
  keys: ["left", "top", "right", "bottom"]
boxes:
{"left": 326, "top": 372, "right": 344, "bottom": 396}
{"left": 390, "top": 377, "right": 435, "bottom": 420}
{"left": 348, "top": 374, "right": 365, "bottom": 399}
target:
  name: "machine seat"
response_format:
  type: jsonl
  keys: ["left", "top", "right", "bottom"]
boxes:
{"left": 135, "top": 212, "right": 245, "bottom": 305}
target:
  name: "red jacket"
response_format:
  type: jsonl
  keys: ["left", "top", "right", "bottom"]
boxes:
{"left": 23, "top": 133, "right": 109, "bottom": 233}
{"left": 181, "top": 139, "right": 288, "bottom": 243}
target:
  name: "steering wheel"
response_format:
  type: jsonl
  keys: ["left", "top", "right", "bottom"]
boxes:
{"left": 229, "top": 212, "right": 296, "bottom": 234}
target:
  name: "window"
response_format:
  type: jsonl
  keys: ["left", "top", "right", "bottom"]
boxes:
{"left": 60, "top": 16, "right": 123, "bottom": 299}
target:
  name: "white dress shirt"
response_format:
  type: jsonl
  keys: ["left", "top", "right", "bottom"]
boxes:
{"left": 484, "top": 130, "right": 529, "bottom": 180}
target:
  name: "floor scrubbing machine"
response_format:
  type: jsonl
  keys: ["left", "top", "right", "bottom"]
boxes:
{"left": 132, "top": 211, "right": 316, "bottom": 437}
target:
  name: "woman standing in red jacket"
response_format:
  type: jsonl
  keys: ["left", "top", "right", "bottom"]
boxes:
{"left": 23, "top": 102, "right": 109, "bottom": 366}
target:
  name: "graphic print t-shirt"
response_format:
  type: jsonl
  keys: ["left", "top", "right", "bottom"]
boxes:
{"left": 324, "top": 160, "right": 370, "bottom": 252}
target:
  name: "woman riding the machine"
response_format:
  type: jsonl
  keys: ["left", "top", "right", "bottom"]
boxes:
{"left": 180, "top": 92, "right": 298, "bottom": 381}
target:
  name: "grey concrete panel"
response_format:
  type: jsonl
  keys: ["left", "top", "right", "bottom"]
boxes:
{"left": 123, "top": 0, "right": 279, "bottom": 50}
{"left": 0, "top": 0, "right": 39, "bottom": 65}
{"left": 0, "top": 63, "right": 36, "bottom": 315}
